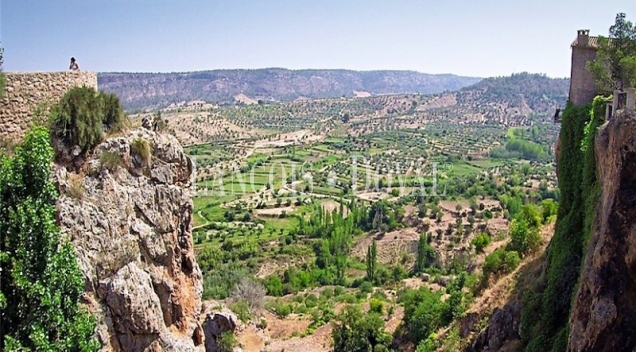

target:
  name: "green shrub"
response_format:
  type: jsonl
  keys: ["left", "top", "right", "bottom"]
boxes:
{"left": 334, "top": 286, "right": 345, "bottom": 296}
{"left": 131, "top": 138, "right": 151, "bottom": 165}
{"left": 483, "top": 248, "right": 520, "bottom": 277}
{"left": 217, "top": 331, "right": 237, "bottom": 352}
{"left": 359, "top": 281, "right": 373, "bottom": 294}
{"left": 264, "top": 276, "right": 283, "bottom": 296}
{"left": 101, "top": 92, "right": 127, "bottom": 132}
{"left": 369, "top": 299, "right": 384, "bottom": 314}
{"left": 266, "top": 300, "right": 292, "bottom": 318}
{"left": 99, "top": 151, "right": 122, "bottom": 171}
{"left": 471, "top": 233, "right": 490, "bottom": 253}
{"left": 305, "top": 294, "right": 319, "bottom": 308}
{"left": 229, "top": 300, "right": 251, "bottom": 323}
{"left": 320, "top": 287, "right": 334, "bottom": 299}
{"left": 507, "top": 219, "right": 541, "bottom": 256}
{"left": 50, "top": 86, "right": 104, "bottom": 151}
{"left": 50, "top": 87, "right": 128, "bottom": 153}
{"left": 332, "top": 306, "right": 392, "bottom": 352}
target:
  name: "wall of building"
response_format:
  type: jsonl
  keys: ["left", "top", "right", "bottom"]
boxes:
{"left": 569, "top": 46, "right": 598, "bottom": 106}
{"left": 0, "top": 71, "right": 98, "bottom": 141}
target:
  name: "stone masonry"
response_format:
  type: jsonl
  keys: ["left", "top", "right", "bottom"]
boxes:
{"left": 568, "top": 30, "right": 599, "bottom": 106}
{"left": 0, "top": 71, "right": 98, "bottom": 141}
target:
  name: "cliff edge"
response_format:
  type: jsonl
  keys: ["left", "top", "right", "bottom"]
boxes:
{"left": 54, "top": 128, "right": 204, "bottom": 351}
{"left": 568, "top": 110, "right": 636, "bottom": 351}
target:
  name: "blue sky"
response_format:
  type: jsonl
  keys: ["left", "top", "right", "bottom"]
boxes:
{"left": 2, "top": 0, "right": 634, "bottom": 77}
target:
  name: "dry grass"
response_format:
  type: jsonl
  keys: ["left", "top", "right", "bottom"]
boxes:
{"left": 131, "top": 138, "right": 152, "bottom": 165}
{"left": 67, "top": 173, "right": 85, "bottom": 200}
{"left": 99, "top": 150, "right": 123, "bottom": 171}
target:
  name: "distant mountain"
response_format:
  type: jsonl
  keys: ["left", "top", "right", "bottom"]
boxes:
{"left": 417, "top": 73, "right": 569, "bottom": 124}
{"left": 97, "top": 69, "right": 481, "bottom": 111}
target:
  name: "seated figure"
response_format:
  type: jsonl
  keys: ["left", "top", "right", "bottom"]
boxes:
{"left": 69, "top": 57, "right": 80, "bottom": 71}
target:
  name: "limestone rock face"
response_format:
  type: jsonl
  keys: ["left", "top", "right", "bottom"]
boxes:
{"left": 568, "top": 111, "right": 636, "bottom": 352}
{"left": 55, "top": 129, "right": 204, "bottom": 352}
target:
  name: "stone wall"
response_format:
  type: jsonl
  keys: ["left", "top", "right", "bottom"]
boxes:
{"left": 0, "top": 71, "right": 98, "bottom": 141}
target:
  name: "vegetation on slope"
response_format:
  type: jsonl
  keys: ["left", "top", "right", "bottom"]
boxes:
{"left": 520, "top": 97, "right": 605, "bottom": 351}
{"left": 49, "top": 86, "right": 127, "bottom": 152}
{"left": 0, "top": 127, "right": 98, "bottom": 351}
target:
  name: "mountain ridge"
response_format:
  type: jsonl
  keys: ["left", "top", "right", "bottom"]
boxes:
{"left": 97, "top": 68, "right": 482, "bottom": 111}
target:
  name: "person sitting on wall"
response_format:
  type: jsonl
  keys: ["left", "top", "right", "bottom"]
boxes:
{"left": 69, "top": 57, "right": 80, "bottom": 71}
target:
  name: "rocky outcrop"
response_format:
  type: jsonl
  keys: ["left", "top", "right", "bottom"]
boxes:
{"left": 568, "top": 111, "right": 636, "bottom": 351}
{"left": 202, "top": 312, "right": 239, "bottom": 352}
{"left": 55, "top": 128, "right": 203, "bottom": 351}
{"left": 467, "top": 300, "right": 521, "bottom": 352}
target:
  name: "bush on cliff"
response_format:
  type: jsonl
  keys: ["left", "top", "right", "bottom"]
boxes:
{"left": 0, "top": 127, "right": 98, "bottom": 351}
{"left": 50, "top": 86, "right": 127, "bottom": 152}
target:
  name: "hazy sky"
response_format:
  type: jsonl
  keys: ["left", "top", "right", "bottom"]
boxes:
{"left": 2, "top": 0, "right": 634, "bottom": 77}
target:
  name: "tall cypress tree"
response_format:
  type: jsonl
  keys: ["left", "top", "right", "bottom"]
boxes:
{"left": 366, "top": 241, "right": 377, "bottom": 282}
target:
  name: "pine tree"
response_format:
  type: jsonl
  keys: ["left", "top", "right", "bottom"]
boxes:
{"left": 0, "top": 127, "right": 98, "bottom": 351}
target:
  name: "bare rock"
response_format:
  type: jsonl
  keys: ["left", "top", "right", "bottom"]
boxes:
{"left": 56, "top": 129, "right": 203, "bottom": 352}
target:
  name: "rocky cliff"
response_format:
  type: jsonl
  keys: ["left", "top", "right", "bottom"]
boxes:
{"left": 54, "top": 128, "right": 204, "bottom": 351}
{"left": 568, "top": 110, "right": 636, "bottom": 352}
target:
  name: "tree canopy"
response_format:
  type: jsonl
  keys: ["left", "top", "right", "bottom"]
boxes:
{"left": 588, "top": 13, "right": 636, "bottom": 93}
{"left": 0, "top": 127, "right": 98, "bottom": 351}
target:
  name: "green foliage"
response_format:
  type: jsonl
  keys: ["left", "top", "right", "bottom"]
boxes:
{"left": 540, "top": 199, "right": 558, "bottom": 224}
{"left": 50, "top": 87, "right": 128, "bottom": 152}
{"left": 522, "top": 100, "right": 602, "bottom": 351}
{"left": 365, "top": 241, "right": 377, "bottom": 282}
{"left": 229, "top": 300, "right": 251, "bottom": 323}
{"left": 416, "top": 233, "right": 436, "bottom": 272}
{"left": 131, "top": 138, "right": 152, "bottom": 164}
{"left": 507, "top": 218, "right": 541, "bottom": 256}
{"left": 101, "top": 93, "right": 127, "bottom": 132}
{"left": 471, "top": 233, "right": 491, "bottom": 253}
{"left": 401, "top": 286, "right": 446, "bottom": 342}
{"left": 216, "top": 331, "right": 238, "bottom": 352}
{"left": 99, "top": 151, "right": 123, "bottom": 171}
{"left": 0, "top": 127, "right": 98, "bottom": 351}
{"left": 0, "top": 72, "right": 5, "bottom": 102}
{"left": 415, "top": 333, "right": 439, "bottom": 352}
{"left": 587, "top": 13, "right": 636, "bottom": 93}
{"left": 50, "top": 86, "right": 105, "bottom": 151}
{"left": 483, "top": 248, "right": 520, "bottom": 277}
{"left": 264, "top": 275, "right": 283, "bottom": 296}
{"left": 369, "top": 299, "right": 384, "bottom": 314}
{"left": 331, "top": 305, "right": 392, "bottom": 352}
{"left": 202, "top": 262, "right": 248, "bottom": 300}
{"left": 266, "top": 300, "right": 292, "bottom": 318}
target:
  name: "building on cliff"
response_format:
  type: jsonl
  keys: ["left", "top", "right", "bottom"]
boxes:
{"left": 555, "top": 30, "right": 600, "bottom": 122}
{"left": 569, "top": 29, "right": 599, "bottom": 106}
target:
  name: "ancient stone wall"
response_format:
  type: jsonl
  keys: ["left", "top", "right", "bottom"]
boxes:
{"left": 0, "top": 71, "right": 98, "bottom": 141}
